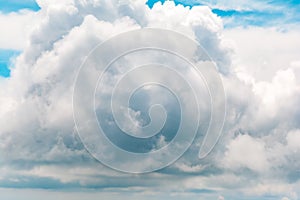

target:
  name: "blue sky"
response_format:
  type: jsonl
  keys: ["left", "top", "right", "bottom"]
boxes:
{"left": 0, "top": 0, "right": 40, "bottom": 13}
{"left": 0, "top": 0, "right": 39, "bottom": 78}
{"left": 0, "top": 49, "right": 20, "bottom": 77}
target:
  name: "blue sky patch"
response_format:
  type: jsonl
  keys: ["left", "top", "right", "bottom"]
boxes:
{"left": 0, "top": 62, "right": 11, "bottom": 77}
{"left": 0, "top": 49, "right": 21, "bottom": 77}
{"left": 0, "top": 0, "right": 40, "bottom": 13}
{"left": 146, "top": 0, "right": 300, "bottom": 27}
{"left": 147, "top": 0, "right": 201, "bottom": 8}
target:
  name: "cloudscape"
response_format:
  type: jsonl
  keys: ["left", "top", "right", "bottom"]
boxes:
{"left": 0, "top": 0, "right": 300, "bottom": 200}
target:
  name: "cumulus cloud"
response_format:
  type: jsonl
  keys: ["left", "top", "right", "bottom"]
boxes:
{"left": 0, "top": 0, "right": 230, "bottom": 187}
{"left": 0, "top": 0, "right": 300, "bottom": 199}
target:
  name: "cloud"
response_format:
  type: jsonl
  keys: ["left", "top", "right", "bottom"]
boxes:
{"left": 0, "top": 10, "right": 39, "bottom": 50}
{"left": 218, "top": 195, "right": 225, "bottom": 200}
{"left": 0, "top": 0, "right": 231, "bottom": 188}
{"left": 200, "top": 22, "right": 300, "bottom": 199}
{"left": 222, "top": 134, "right": 270, "bottom": 173}
{"left": 224, "top": 27, "right": 300, "bottom": 81}
{"left": 0, "top": 0, "right": 300, "bottom": 199}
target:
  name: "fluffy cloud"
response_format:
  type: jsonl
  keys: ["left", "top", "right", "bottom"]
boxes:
{"left": 0, "top": 0, "right": 229, "bottom": 187}
{"left": 0, "top": 0, "right": 300, "bottom": 199}
{"left": 222, "top": 134, "right": 270, "bottom": 173}
{"left": 0, "top": 10, "right": 39, "bottom": 50}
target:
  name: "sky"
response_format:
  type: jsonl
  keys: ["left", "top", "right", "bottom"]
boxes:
{"left": 0, "top": 0, "right": 300, "bottom": 200}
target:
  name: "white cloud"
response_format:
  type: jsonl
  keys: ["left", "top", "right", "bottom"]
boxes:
{"left": 222, "top": 134, "right": 270, "bottom": 173}
{"left": 0, "top": 0, "right": 300, "bottom": 199}
{"left": 0, "top": 0, "right": 230, "bottom": 187}
{"left": 0, "top": 10, "right": 39, "bottom": 50}
{"left": 224, "top": 27, "right": 300, "bottom": 82}
{"left": 286, "top": 130, "right": 300, "bottom": 152}
{"left": 218, "top": 195, "right": 225, "bottom": 200}
{"left": 204, "top": 24, "right": 300, "bottom": 198}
